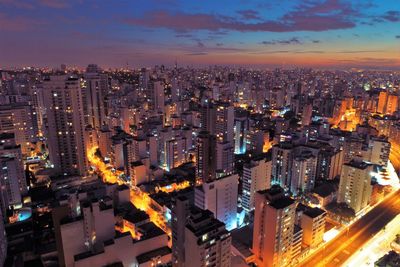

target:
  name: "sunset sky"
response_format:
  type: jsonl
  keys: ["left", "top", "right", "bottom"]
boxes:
{"left": 0, "top": 0, "right": 399, "bottom": 69}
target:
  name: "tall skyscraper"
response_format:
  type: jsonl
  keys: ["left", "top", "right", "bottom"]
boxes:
{"left": 216, "top": 141, "right": 234, "bottom": 177}
{"left": 200, "top": 102, "right": 215, "bottom": 134}
{"left": 252, "top": 186, "right": 296, "bottom": 267}
{"left": 215, "top": 101, "right": 234, "bottom": 144}
{"left": 271, "top": 142, "right": 294, "bottom": 189}
{"left": 338, "top": 160, "right": 373, "bottom": 213}
{"left": 0, "top": 209, "right": 6, "bottom": 267}
{"left": 234, "top": 111, "right": 248, "bottom": 154}
{"left": 82, "top": 65, "right": 108, "bottom": 130}
{"left": 291, "top": 150, "right": 317, "bottom": 196}
{"left": 196, "top": 131, "right": 216, "bottom": 183}
{"left": 184, "top": 207, "right": 231, "bottom": 267}
{"left": 316, "top": 145, "right": 343, "bottom": 181}
{"left": 171, "top": 196, "right": 190, "bottom": 267}
{"left": 42, "top": 75, "right": 88, "bottom": 176}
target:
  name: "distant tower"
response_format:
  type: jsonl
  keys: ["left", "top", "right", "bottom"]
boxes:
{"left": 196, "top": 131, "right": 216, "bottom": 183}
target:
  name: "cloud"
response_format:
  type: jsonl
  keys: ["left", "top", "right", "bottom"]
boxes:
{"left": 175, "top": 33, "right": 193, "bottom": 38}
{"left": 196, "top": 40, "right": 205, "bottom": 48}
{"left": 0, "top": 12, "right": 44, "bottom": 31}
{"left": 186, "top": 52, "right": 208, "bottom": 56}
{"left": 336, "top": 50, "right": 383, "bottom": 54}
{"left": 366, "top": 10, "right": 400, "bottom": 25}
{"left": 237, "top": 10, "right": 261, "bottom": 20}
{"left": 39, "top": 0, "right": 69, "bottom": 9}
{"left": 124, "top": 0, "right": 357, "bottom": 33}
{"left": 382, "top": 11, "right": 400, "bottom": 22}
{"left": 396, "top": 35, "right": 400, "bottom": 39}
{"left": 0, "top": 0, "right": 34, "bottom": 9}
{"left": 261, "top": 37, "right": 302, "bottom": 45}
{"left": 0, "top": 0, "right": 69, "bottom": 9}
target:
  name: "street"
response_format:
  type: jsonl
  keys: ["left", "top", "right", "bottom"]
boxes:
{"left": 298, "top": 189, "right": 400, "bottom": 267}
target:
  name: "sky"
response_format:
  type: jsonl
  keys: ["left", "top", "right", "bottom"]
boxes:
{"left": 0, "top": 0, "right": 399, "bottom": 69}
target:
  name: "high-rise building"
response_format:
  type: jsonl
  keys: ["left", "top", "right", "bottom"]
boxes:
{"left": 82, "top": 66, "right": 108, "bottom": 130}
{"left": 234, "top": 112, "right": 248, "bottom": 154}
{"left": 241, "top": 156, "right": 271, "bottom": 212}
{"left": 165, "top": 136, "right": 187, "bottom": 171}
{"left": 42, "top": 75, "right": 88, "bottom": 176}
{"left": 291, "top": 150, "right": 317, "bottom": 196}
{"left": 196, "top": 131, "right": 216, "bottom": 183}
{"left": 316, "top": 145, "right": 343, "bottom": 181}
{"left": 171, "top": 196, "right": 190, "bottom": 267}
{"left": 0, "top": 133, "right": 27, "bottom": 199}
{"left": 148, "top": 80, "right": 165, "bottom": 112}
{"left": 271, "top": 142, "right": 294, "bottom": 188}
{"left": 0, "top": 102, "right": 37, "bottom": 154}
{"left": 268, "top": 87, "right": 285, "bottom": 109}
{"left": 215, "top": 101, "right": 234, "bottom": 144}
{"left": 185, "top": 207, "right": 231, "bottom": 267}
{"left": 0, "top": 209, "right": 6, "bottom": 267}
{"left": 252, "top": 186, "right": 296, "bottom": 267}
{"left": 300, "top": 207, "right": 326, "bottom": 248}
{"left": 377, "top": 91, "right": 387, "bottom": 114}
{"left": 342, "top": 137, "right": 363, "bottom": 163}
{"left": 216, "top": 141, "right": 234, "bottom": 177}
{"left": 365, "top": 136, "right": 390, "bottom": 167}
{"left": 195, "top": 173, "right": 238, "bottom": 231}
{"left": 0, "top": 156, "right": 24, "bottom": 215}
{"left": 111, "top": 130, "right": 134, "bottom": 178}
{"left": 292, "top": 225, "right": 303, "bottom": 263}
{"left": 338, "top": 160, "right": 373, "bottom": 213}
{"left": 386, "top": 94, "right": 399, "bottom": 114}
{"left": 58, "top": 199, "right": 115, "bottom": 267}
{"left": 377, "top": 91, "right": 398, "bottom": 115}
{"left": 200, "top": 102, "right": 215, "bottom": 134}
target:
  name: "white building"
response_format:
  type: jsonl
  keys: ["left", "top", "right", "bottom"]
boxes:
{"left": 365, "top": 136, "right": 390, "bottom": 167}
{"left": 195, "top": 173, "right": 238, "bottom": 231}
{"left": 338, "top": 160, "right": 373, "bottom": 213}
{"left": 241, "top": 157, "right": 271, "bottom": 212}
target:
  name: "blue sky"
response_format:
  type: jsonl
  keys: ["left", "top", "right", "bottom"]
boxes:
{"left": 0, "top": 0, "right": 399, "bottom": 69}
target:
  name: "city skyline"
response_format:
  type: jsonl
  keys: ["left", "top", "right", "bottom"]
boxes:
{"left": 1, "top": 0, "right": 400, "bottom": 69}
{"left": 1, "top": 1, "right": 400, "bottom": 267}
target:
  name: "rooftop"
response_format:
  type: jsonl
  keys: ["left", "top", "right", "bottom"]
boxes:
{"left": 303, "top": 207, "right": 326, "bottom": 218}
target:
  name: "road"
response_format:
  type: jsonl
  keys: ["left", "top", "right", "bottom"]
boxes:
{"left": 390, "top": 141, "right": 400, "bottom": 174}
{"left": 298, "top": 189, "right": 400, "bottom": 267}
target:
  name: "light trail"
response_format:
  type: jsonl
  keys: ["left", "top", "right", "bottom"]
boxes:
{"left": 343, "top": 214, "right": 400, "bottom": 266}
{"left": 87, "top": 146, "right": 172, "bottom": 238}
{"left": 389, "top": 141, "right": 400, "bottom": 173}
